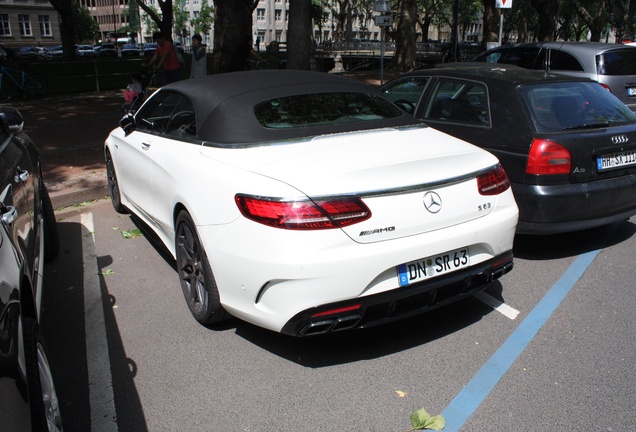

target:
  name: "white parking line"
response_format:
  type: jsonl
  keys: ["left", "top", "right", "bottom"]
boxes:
{"left": 473, "top": 291, "right": 520, "bottom": 320}
{"left": 81, "top": 213, "right": 118, "bottom": 432}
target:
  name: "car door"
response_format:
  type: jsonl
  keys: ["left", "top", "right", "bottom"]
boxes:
{"left": 143, "top": 94, "right": 199, "bottom": 232}
{"left": 116, "top": 91, "right": 180, "bottom": 218}
{"left": 0, "top": 132, "right": 37, "bottom": 271}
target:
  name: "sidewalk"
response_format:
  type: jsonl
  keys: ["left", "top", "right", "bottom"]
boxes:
{"left": 12, "top": 71, "right": 395, "bottom": 210}
{"left": 13, "top": 90, "right": 122, "bottom": 209}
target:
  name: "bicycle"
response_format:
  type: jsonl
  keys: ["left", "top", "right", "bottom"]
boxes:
{"left": 0, "top": 64, "right": 48, "bottom": 102}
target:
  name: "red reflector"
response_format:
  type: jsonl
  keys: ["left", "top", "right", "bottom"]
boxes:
{"left": 235, "top": 194, "right": 371, "bottom": 230}
{"left": 311, "top": 304, "right": 362, "bottom": 318}
{"left": 477, "top": 164, "right": 511, "bottom": 196}
{"left": 526, "top": 138, "right": 571, "bottom": 175}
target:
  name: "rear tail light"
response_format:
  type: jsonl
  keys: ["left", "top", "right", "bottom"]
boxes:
{"left": 235, "top": 194, "right": 371, "bottom": 230}
{"left": 478, "top": 164, "right": 511, "bottom": 195}
{"left": 526, "top": 138, "right": 571, "bottom": 175}
{"left": 599, "top": 83, "right": 611, "bottom": 92}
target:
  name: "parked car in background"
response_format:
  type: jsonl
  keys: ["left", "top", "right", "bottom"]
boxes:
{"left": 44, "top": 45, "right": 63, "bottom": 59}
{"left": 0, "top": 106, "right": 63, "bottom": 431}
{"left": 120, "top": 43, "right": 141, "bottom": 57}
{"left": 105, "top": 70, "right": 517, "bottom": 336}
{"left": 142, "top": 43, "right": 157, "bottom": 56}
{"left": 13, "top": 46, "right": 39, "bottom": 60}
{"left": 76, "top": 44, "right": 98, "bottom": 57}
{"left": 95, "top": 43, "right": 117, "bottom": 57}
{"left": 381, "top": 64, "right": 636, "bottom": 234}
{"left": 472, "top": 42, "right": 636, "bottom": 111}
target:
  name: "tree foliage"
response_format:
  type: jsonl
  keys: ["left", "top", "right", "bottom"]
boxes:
{"left": 190, "top": 0, "right": 215, "bottom": 37}
{"left": 72, "top": 3, "right": 100, "bottom": 43}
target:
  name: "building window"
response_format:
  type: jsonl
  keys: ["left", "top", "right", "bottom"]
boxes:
{"left": 0, "top": 14, "right": 10, "bottom": 36}
{"left": 275, "top": 10, "right": 281, "bottom": 21}
{"left": 257, "top": 8, "right": 265, "bottom": 21}
{"left": 39, "top": 15, "right": 52, "bottom": 36}
{"left": 18, "top": 15, "right": 32, "bottom": 37}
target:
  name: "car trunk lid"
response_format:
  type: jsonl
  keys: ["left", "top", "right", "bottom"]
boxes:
{"left": 202, "top": 126, "right": 505, "bottom": 243}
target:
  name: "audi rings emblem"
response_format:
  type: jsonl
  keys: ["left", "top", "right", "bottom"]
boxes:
{"left": 423, "top": 191, "right": 442, "bottom": 214}
{"left": 611, "top": 135, "right": 629, "bottom": 145}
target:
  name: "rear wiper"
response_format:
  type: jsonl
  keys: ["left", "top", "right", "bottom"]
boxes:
{"left": 563, "top": 121, "right": 610, "bottom": 130}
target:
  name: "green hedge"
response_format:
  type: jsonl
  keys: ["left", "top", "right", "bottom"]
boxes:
{"left": 4, "top": 56, "right": 193, "bottom": 95}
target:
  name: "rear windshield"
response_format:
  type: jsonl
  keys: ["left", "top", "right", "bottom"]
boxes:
{"left": 598, "top": 49, "right": 636, "bottom": 75}
{"left": 254, "top": 92, "right": 404, "bottom": 129}
{"left": 518, "top": 81, "right": 636, "bottom": 133}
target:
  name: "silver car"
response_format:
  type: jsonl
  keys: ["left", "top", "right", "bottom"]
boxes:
{"left": 473, "top": 42, "right": 636, "bottom": 111}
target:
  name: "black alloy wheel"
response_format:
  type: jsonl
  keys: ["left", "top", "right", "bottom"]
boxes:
{"left": 23, "top": 318, "right": 64, "bottom": 432}
{"left": 175, "top": 210, "right": 228, "bottom": 325}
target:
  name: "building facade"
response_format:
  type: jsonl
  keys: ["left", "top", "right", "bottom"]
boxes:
{"left": 0, "top": 0, "right": 61, "bottom": 49}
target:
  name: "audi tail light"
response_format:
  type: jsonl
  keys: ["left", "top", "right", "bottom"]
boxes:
{"left": 526, "top": 138, "right": 571, "bottom": 175}
{"left": 478, "top": 164, "right": 511, "bottom": 196}
{"left": 235, "top": 194, "right": 371, "bottom": 230}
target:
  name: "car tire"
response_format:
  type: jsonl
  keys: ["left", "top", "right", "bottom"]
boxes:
{"left": 23, "top": 318, "right": 64, "bottom": 432}
{"left": 105, "top": 149, "right": 127, "bottom": 214}
{"left": 175, "top": 210, "right": 229, "bottom": 325}
{"left": 42, "top": 184, "right": 60, "bottom": 262}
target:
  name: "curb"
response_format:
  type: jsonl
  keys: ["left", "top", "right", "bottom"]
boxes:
{"left": 46, "top": 169, "right": 107, "bottom": 211}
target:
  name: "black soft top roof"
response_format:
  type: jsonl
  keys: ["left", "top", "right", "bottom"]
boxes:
{"left": 158, "top": 70, "right": 419, "bottom": 144}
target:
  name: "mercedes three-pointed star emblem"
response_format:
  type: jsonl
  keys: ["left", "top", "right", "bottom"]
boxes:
{"left": 423, "top": 191, "right": 442, "bottom": 214}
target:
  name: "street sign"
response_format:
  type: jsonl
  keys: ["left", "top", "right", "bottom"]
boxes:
{"left": 496, "top": 0, "right": 512, "bottom": 8}
{"left": 374, "top": 15, "right": 392, "bottom": 27}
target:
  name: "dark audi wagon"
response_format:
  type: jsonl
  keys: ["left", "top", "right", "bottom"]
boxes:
{"left": 381, "top": 64, "right": 636, "bottom": 234}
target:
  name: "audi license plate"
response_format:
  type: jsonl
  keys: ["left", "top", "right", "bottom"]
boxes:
{"left": 397, "top": 247, "right": 469, "bottom": 287}
{"left": 597, "top": 150, "right": 636, "bottom": 171}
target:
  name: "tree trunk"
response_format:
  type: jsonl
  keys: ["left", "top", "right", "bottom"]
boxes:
{"left": 392, "top": 0, "right": 417, "bottom": 72}
{"left": 210, "top": 0, "right": 257, "bottom": 73}
{"left": 530, "top": 0, "right": 558, "bottom": 41}
{"left": 287, "top": 0, "right": 312, "bottom": 70}
{"left": 482, "top": 0, "right": 499, "bottom": 47}
{"left": 48, "top": 0, "right": 76, "bottom": 59}
{"left": 136, "top": 0, "right": 173, "bottom": 40}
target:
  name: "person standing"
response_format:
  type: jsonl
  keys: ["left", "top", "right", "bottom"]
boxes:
{"left": 190, "top": 34, "right": 207, "bottom": 79}
{"left": 146, "top": 32, "right": 181, "bottom": 86}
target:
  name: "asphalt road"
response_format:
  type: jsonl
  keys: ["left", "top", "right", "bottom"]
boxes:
{"left": 40, "top": 199, "right": 635, "bottom": 432}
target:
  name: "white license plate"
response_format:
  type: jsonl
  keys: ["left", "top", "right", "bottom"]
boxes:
{"left": 628, "top": 87, "right": 636, "bottom": 96}
{"left": 397, "top": 247, "right": 470, "bottom": 287}
{"left": 597, "top": 150, "right": 636, "bottom": 171}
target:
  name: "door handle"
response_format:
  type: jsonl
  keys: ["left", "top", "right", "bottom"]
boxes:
{"left": 142, "top": 143, "right": 151, "bottom": 151}
{"left": 14, "top": 167, "right": 30, "bottom": 183}
{"left": 1, "top": 205, "right": 17, "bottom": 225}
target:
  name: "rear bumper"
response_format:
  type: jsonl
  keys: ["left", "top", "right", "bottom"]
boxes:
{"left": 514, "top": 175, "right": 636, "bottom": 234}
{"left": 280, "top": 251, "right": 513, "bottom": 337}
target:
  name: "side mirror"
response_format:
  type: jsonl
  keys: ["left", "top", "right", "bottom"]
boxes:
{"left": 119, "top": 112, "right": 136, "bottom": 136}
{"left": 0, "top": 106, "right": 25, "bottom": 133}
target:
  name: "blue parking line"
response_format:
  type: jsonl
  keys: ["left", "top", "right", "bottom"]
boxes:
{"left": 441, "top": 248, "right": 601, "bottom": 431}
